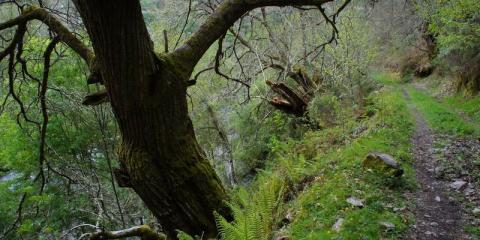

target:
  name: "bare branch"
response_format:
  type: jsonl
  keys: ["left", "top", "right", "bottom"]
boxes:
{"left": 333, "top": 0, "right": 352, "bottom": 20}
{"left": 38, "top": 36, "right": 60, "bottom": 194}
{"left": 188, "top": 66, "right": 215, "bottom": 86}
{"left": 0, "top": 6, "right": 94, "bottom": 64}
{"left": 171, "top": 0, "right": 334, "bottom": 72}
{"left": 214, "top": 34, "right": 250, "bottom": 88}
{"left": 89, "top": 225, "right": 166, "bottom": 240}
{"left": 0, "top": 192, "right": 26, "bottom": 238}
{"left": 8, "top": 52, "right": 39, "bottom": 126}
{"left": 173, "top": 0, "right": 193, "bottom": 50}
{"left": 163, "top": 30, "right": 169, "bottom": 53}
{"left": 0, "top": 23, "right": 26, "bottom": 62}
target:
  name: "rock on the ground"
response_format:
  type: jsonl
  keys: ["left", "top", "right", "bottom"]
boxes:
{"left": 434, "top": 166, "right": 445, "bottom": 178}
{"left": 393, "top": 206, "right": 406, "bottom": 212}
{"left": 379, "top": 221, "right": 395, "bottom": 229}
{"left": 332, "top": 218, "right": 344, "bottom": 232}
{"left": 449, "top": 180, "right": 467, "bottom": 191}
{"left": 346, "top": 197, "right": 364, "bottom": 207}
{"left": 362, "top": 152, "right": 404, "bottom": 177}
{"left": 472, "top": 208, "right": 480, "bottom": 215}
{"left": 280, "top": 210, "right": 295, "bottom": 226}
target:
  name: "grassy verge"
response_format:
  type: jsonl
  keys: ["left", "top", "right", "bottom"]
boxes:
{"left": 372, "top": 72, "right": 402, "bottom": 85}
{"left": 286, "top": 89, "right": 415, "bottom": 239}
{"left": 406, "top": 87, "right": 479, "bottom": 136}
{"left": 212, "top": 73, "right": 480, "bottom": 240}
{"left": 443, "top": 95, "right": 480, "bottom": 124}
{"left": 210, "top": 78, "right": 416, "bottom": 240}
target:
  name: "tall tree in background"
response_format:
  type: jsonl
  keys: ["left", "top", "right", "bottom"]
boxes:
{"left": 0, "top": 0, "right": 343, "bottom": 237}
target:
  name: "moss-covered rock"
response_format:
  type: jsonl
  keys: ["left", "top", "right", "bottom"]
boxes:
{"left": 362, "top": 152, "right": 404, "bottom": 177}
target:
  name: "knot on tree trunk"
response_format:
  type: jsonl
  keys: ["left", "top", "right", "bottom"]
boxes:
{"left": 113, "top": 168, "right": 132, "bottom": 188}
{"left": 87, "top": 58, "right": 104, "bottom": 84}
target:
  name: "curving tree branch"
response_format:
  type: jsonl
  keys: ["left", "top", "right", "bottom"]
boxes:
{"left": 0, "top": 6, "right": 94, "bottom": 64}
{"left": 171, "top": 0, "right": 333, "bottom": 72}
{"left": 38, "top": 36, "right": 60, "bottom": 193}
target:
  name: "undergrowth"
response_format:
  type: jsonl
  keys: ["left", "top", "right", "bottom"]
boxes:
{"left": 209, "top": 81, "right": 416, "bottom": 239}
{"left": 286, "top": 89, "right": 415, "bottom": 239}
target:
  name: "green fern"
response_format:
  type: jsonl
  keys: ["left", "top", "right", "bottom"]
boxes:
{"left": 215, "top": 173, "right": 285, "bottom": 240}
{"left": 177, "top": 230, "right": 196, "bottom": 240}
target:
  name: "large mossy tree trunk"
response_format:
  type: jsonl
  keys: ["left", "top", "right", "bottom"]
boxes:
{"left": 72, "top": 1, "right": 228, "bottom": 238}
{"left": 68, "top": 0, "right": 333, "bottom": 238}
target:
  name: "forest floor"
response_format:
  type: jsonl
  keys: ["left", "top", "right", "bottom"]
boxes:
{"left": 402, "top": 82, "right": 480, "bottom": 239}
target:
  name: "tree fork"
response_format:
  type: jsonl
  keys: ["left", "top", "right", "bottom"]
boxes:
{"left": 70, "top": 0, "right": 334, "bottom": 237}
{"left": 0, "top": 0, "right": 340, "bottom": 237}
{"left": 71, "top": 1, "right": 230, "bottom": 238}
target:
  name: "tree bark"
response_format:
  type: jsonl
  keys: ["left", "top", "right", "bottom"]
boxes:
{"left": 72, "top": 1, "right": 228, "bottom": 238}
{"left": 0, "top": 0, "right": 342, "bottom": 238}
{"left": 66, "top": 0, "right": 332, "bottom": 238}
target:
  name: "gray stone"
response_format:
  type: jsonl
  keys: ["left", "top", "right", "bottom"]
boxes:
{"left": 434, "top": 166, "right": 444, "bottom": 177}
{"left": 346, "top": 197, "right": 364, "bottom": 208}
{"left": 450, "top": 180, "right": 467, "bottom": 191}
{"left": 393, "top": 206, "right": 406, "bottom": 212}
{"left": 379, "top": 221, "right": 395, "bottom": 229}
{"left": 472, "top": 208, "right": 480, "bottom": 215}
{"left": 332, "top": 218, "right": 344, "bottom": 232}
{"left": 362, "top": 153, "right": 404, "bottom": 177}
{"left": 464, "top": 187, "right": 474, "bottom": 196}
{"left": 285, "top": 210, "right": 294, "bottom": 222}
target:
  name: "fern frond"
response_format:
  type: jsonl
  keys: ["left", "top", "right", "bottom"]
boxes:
{"left": 215, "top": 211, "right": 242, "bottom": 240}
{"left": 215, "top": 173, "right": 287, "bottom": 240}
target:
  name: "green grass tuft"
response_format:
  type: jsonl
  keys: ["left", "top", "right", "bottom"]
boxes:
{"left": 407, "top": 87, "right": 479, "bottom": 136}
{"left": 443, "top": 94, "right": 480, "bottom": 124}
